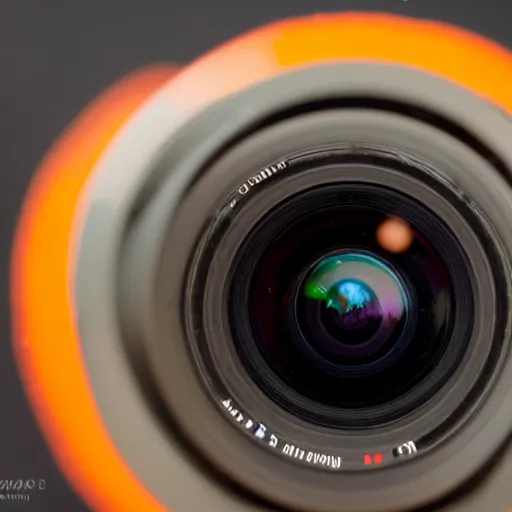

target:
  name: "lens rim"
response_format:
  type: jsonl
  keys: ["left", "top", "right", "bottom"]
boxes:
{"left": 195, "top": 139, "right": 493, "bottom": 447}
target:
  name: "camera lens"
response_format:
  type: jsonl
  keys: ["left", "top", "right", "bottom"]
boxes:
{"left": 79, "top": 63, "right": 512, "bottom": 512}
{"left": 230, "top": 183, "right": 471, "bottom": 427}
{"left": 150, "top": 104, "right": 510, "bottom": 512}
{"left": 136, "top": 84, "right": 512, "bottom": 512}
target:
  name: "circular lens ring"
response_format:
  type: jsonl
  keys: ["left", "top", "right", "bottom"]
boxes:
{"left": 207, "top": 153, "right": 482, "bottom": 431}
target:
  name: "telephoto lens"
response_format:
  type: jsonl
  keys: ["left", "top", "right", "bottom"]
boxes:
{"left": 11, "top": 13, "right": 512, "bottom": 512}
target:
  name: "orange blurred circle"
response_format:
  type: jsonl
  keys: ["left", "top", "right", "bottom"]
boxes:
{"left": 377, "top": 218, "right": 414, "bottom": 253}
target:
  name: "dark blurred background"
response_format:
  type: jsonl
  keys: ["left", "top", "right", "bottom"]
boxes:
{"left": 0, "top": 0, "right": 510, "bottom": 509}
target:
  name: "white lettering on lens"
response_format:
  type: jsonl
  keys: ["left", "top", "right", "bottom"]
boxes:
{"left": 254, "top": 424, "right": 267, "bottom": 440}
{"left": 222, "top": 398, "right": 245, "bottom": 425}
{"left": 238, "top": 183, "right": 250, "bottom": 195}
{"left": 237, "top": 161, "right": 288, "bottom": 196}
{"left": 394, "top": 441, "right": 418, "bottom": 458}
{"left": 282, "top": 444, "right": 341, "bottom": 469}
{"left": 220, "top": 398, "right": 342, "bottom": 470}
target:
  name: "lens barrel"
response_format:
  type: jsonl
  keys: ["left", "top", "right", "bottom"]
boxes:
{"left": 106, "top": 64, "right": 512, "bottom": 512}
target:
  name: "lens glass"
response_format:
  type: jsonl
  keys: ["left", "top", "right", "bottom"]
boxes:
{"left": 230, "top": 184, "right": 472, "bottom": 426}
{"left": 301, "top": 252, "right": 408, "bottom": 367}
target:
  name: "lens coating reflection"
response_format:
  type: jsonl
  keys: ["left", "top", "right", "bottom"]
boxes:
{"left": 302, "top": 253, "right": 407, "bottom": 362}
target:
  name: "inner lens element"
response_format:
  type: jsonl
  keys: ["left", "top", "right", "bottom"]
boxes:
{"left": 302, "top": 253, "right": 408, "bottom": 363}
{"left": 229, "top": 184, "right": 474, "bottom": 427}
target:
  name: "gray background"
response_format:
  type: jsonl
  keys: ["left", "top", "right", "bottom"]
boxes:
{"left": 0, "top": 0, "right": 511, "bottom": 510}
